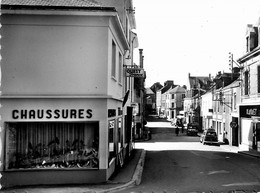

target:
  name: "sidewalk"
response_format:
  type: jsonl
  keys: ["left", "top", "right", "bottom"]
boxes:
{"left": 1, "top": 149, "right": 146, "bottom": 193}
{"left": 220, "top": 144, "right": 260, "bottom": 158}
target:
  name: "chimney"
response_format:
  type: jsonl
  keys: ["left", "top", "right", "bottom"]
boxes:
{"left": 164, "top": 80, "right": 174, "bottom": 86}
{"left": 139, "top": 49, "right": 143, "bottom": 68}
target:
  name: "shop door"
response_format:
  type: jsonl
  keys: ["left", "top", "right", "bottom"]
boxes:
{"left": 171, "top": 111, "right": 174, "bottom": 119}
{"left": 253, "top": 123, "right": 260, "bottom": 150}
{"left": 231, "top": 117, "right": 239, "bottom": 146}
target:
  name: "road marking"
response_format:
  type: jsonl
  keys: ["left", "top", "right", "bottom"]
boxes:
{"left": 207, "top": 170, "right": 230, "bottom": 175}
{"left": 222, "top": 182, "right": 260, "bottom": 187}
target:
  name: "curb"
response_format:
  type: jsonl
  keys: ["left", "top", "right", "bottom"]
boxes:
{"left": 98, "top": 149, "right": 146, "bottom": 193}
{"left": 238, "top": 151, "right": 260, "bottom": 159}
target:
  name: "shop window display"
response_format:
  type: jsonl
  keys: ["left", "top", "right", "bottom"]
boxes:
{"left": 6, "top": 122, "right": 99, "bottom": 170}
{"left": 108, "top": 120, "right": 115, "bottom": 163}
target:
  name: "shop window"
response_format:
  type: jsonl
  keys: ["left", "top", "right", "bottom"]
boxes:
{"left": 5, "top": 122, "right": 99, "bottom": 170}
{"left": 118, "top": 118, "right": 123, "bottom": 150}
{"left": 108, "top": 120, "right": 116, "bottom": 163}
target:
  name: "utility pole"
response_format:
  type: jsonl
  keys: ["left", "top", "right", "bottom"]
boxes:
{"left": 229, "top": 52, "right": 233, "bottom": 81}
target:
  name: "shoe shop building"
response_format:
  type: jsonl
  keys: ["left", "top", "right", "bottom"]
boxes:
{"left": 0, "top": 0, "right": 137, "bottom": 188}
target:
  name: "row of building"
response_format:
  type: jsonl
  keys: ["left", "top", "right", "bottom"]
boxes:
{"left": 146, "top": 16, "right": 260, "bottom": 154}
{"left": 0, "top": 0, "right": 146, "bottom": 189}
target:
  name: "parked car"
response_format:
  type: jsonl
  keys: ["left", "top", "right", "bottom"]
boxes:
{"left": 200, "top": 129, "right": 219, "bottom": 145}
{"left": 159, "top": 114, "right": 165, "bottom": 119}
{"left": 187, "top": 123, "right": 198, "bottom": 136}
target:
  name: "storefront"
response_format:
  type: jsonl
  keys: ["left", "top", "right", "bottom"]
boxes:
{"left": 239, "top": 105, "right": 260, "bottom": 151}
{"left": 0, "top": 97, "right": 128, "bottom": 188}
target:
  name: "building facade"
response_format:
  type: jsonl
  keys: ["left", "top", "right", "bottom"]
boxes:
{"left": 0, "top": 0, "right": 139, "bottom": 188}
{"left": 165, "top": 86, "right": 186, "bottom": 120}
{"left": 237, "top": 20, "right": 260, "bottom": 152}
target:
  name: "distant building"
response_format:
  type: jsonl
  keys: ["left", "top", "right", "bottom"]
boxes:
{"left": 145, "top": 87, "right": 156, "bottom": 114}
{"left": 184, "top": 73, "right": 213, "bottom": 130}
{"left": 156, "top": 80, "right": 175, "bottom": 116}
{"left": 165, "top": 86, "right": 186, "bottom": 120}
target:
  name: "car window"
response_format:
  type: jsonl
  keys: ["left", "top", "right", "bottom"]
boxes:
{"left": 206, "top": 132, "right": 216, "bottom": 136}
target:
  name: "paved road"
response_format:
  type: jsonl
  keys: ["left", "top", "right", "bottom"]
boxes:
{"left": 118, "top": 120, "right": 260, "bottom": 193}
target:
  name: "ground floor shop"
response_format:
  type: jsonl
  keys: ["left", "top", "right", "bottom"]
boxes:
{"left": 0, "top": 98, "right": 134, "bottom": 188}
{"left": 239, "top": 105, "right": 260, "bottom": 151}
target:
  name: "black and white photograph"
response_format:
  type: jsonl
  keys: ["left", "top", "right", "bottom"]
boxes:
{"left": 1, "top": 0, "right": 260, "bottom": 192}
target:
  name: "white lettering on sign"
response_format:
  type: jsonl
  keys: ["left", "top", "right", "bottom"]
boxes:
{"left": 125, "top": 68, "right": 144, "bottom": 77}
{"left": 246, "top": 108, "right": 257, "bottom": 116}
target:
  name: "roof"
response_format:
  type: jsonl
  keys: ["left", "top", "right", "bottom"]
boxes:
{"left": 1, "top": 0, "right": 101, "bottom": 7}
{"left": 0, "top": 0, "right": 117, "bottom": 11}
{"left": 146, "top": 88, "right": 154, "bottom": 95}
{"left": 168, "top": 85, "right": 186, "bottom": 94}
{"left": 189, "top": 76, "right": 212, "bottom": 90}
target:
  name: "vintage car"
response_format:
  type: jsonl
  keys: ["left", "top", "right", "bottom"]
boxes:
{"left": 186, "top": 123, "right": 199, "bottom": 136}
{"left": 200, "top": 129, "right": 219, "bottom": 145}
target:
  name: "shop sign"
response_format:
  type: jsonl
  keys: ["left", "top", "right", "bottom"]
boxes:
{"left": 240, "top": 105, "right": 260, "bottom": 118}
{"left": 12, "top": 108, "right": 93, "bottom": 120}
{"left": 230, "top": 121, "right": 238, "bottom": 128}
{"left": 125, "top": 68, "right": 144, "bottom": 77}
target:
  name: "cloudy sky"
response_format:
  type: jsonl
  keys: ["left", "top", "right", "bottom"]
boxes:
{"left": 132, "top": 0, "right": 260, "bottom": 87}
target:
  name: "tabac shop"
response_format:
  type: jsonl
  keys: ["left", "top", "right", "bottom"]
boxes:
{"left": 240, "top": 105, "right": 260, "bottom": 151}
{"left": 0, "top": 98, "right": 118, "bottom": 188}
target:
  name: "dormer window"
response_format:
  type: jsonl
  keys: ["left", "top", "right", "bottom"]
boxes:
{"left": 246, "top": 26, "right": 258, "bottom": 52}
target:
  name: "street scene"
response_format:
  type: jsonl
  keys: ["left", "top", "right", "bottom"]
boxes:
{"left": 117, "top": 116, "right": 260, "bottom": 193}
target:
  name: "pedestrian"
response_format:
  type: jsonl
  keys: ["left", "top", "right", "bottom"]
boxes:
{"left": 175, "top": 126, "right": 179, "bottom": 136}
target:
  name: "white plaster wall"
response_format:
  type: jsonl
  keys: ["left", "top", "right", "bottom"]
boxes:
{"left": 1, "top": 15, "right": 109, "bottom": 96}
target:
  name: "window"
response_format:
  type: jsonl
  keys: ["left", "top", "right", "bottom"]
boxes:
{"left": 108, "top": 120, "right": 115, "bottom": 163}
{"left": 117, "top": 118, "right": 123, "bottom": 150}
{"left": 6, "top": 122, "right": 99, "bottom": 170}
{"left": 258, "top": 66, "right": 260, "bottom": 93}
{"left": 112, "top": 41, "right": 116, "bottom": 78}
{"left": 126, "top": 17, "right": 129, "bottom": 42}
{"left": 172, "top": 103, "right": 175, "bottom": 108}
{"left": 172, "top": 94, "right": 175, "bottom": 99}
{"left": 233, "top": 93, "right": 237, "bottom": 110}
{"left": 118, "top": 52, "right": 123, "bottom": 84}
{"left": 246, "top": 36, "right": 249, "bottom": 52}
{"left": 244, "top": 71, "right": 249, "bottom": 95}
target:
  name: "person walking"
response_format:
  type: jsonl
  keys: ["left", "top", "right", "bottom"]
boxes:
{"left": 175, "top": 126, "right": 179, "bottom": 136}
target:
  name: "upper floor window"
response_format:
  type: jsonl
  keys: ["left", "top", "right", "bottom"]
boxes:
{"left": 233, "top": 92, "right": 237, "bottom": 110}
{"left": 172, "top": 94, "right": 175, "bottom": 99}
{"left": 258, "top": 66, "right": 260, "bottom": 93}
{"left": 244, "top": 71, "right": 249, "bottom": 95}
{"left": 125, "top": 17, "right": 129, "bottom": 42}
{"left": 118, "top": 52, "right": 123, "bottom": 84}
{"left": 111, "top": 41, "right": 116, "bottom": 79}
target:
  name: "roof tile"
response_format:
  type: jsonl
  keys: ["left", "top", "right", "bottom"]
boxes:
{"left": 1, "top": 0, "right": 101, "bottom": 7}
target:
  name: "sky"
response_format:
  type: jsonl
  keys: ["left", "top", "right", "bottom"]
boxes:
{"left": 132, "top": 0, "right": 260, "bottom": 88}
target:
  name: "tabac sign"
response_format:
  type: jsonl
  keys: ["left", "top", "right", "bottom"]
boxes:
{"left": 125, "top": 67, "right": 144, "bottom": 78}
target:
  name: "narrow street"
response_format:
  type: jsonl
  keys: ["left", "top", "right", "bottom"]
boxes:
{"left": 118, "top": 117, "right": 260, "bottom": 193}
